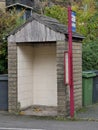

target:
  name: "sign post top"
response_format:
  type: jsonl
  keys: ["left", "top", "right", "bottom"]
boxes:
{"left": 71, "top": 11, "right": 76, "bottom": 32}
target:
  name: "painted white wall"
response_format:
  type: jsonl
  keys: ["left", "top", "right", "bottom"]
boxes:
{"left": 17, "top": 46, "right": 34, "bottom": 108}
{"left": 33, "top": 45, "right": 57, "bottom": 106}
{"left": 17, "top": 44, "right": 57, "bottom": 109}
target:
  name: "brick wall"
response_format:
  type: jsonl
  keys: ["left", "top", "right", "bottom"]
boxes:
{"left": 8, "top": 42, "right": 18, "bottom": 113}
{"left": 73, "top": 42, "right": 82, "bottom": 110}
{"left": 56, "top": 40, "right": 68, "bottom": 116}
{"left": 8, "top": 40, "right": 82, "bottom": 116}
{"left": 56, "top": 40, "right": 82, "bottom": 116}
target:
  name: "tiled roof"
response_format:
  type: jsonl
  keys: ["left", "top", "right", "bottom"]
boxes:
{"left": 9, "top": 13, "right": 84, "bottom": 39}
{"left": 6, "top": 0, "right": 34, "bottom": 7}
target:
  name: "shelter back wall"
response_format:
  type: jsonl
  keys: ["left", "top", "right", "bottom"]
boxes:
{"left": 17, "top": 43, "right": 57, "bottom": 109}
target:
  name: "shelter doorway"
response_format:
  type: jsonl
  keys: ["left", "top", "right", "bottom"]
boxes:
{"left": 17, "top": 43, "right": 57, "bottom": 110}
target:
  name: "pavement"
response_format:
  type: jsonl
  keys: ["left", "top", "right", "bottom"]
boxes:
{"left": 21, "top": 106, "right": 57, "bottom": 116}
{"left": 0, "top": 104, "right": 98, "bottom": 130}
{"left": 20, "top": 103, "right": 98, "bottom": 121}
{"left": 0, "top": 112, "right": 98, "bottom": 130}
{"left": 76, "top": 103, "right": 98, "bottom": 121}
{"left": 0, "top": 103, "right": 98, "bottom": 120}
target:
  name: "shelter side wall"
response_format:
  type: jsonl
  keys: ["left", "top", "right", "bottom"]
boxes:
{"left": 57, "top": 40, "right": 68, "bottom": 116}
{"left": 17, "top": 45, "right": 34, "bottom": 109}
{"left": 57, "top": 41, "right": 82, "bottom": 116}
{"left": 8, "top": 42, "right": 18, "bottom": 113}
{"left": 73, "top": 42, "right": 82, "bottom": 110}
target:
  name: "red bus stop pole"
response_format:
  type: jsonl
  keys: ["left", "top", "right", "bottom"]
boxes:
{"left": 68, "top": 6, "right": 74, "bottom": 118}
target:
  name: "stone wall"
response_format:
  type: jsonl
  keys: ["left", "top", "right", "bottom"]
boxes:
{"left": 8, "top": 42, "right": 18, "bottom": 113}
{"left": 73, "top": 42, "right": 82, "bottom": 110}
{"left": 56, "top": 40, "right": 82, "bottom": 116}
{"left": 8, "top": 40, "right": 82, "bottom": 116}
{"left": 56, "top": 40, "right": 68, "bottom": 116}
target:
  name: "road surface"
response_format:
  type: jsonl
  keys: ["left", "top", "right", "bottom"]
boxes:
{"left": 0, "top": 112, "right": 98, "bottom": 130}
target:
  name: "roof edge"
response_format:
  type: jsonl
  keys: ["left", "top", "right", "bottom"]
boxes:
{"left": 6, "top": 3, "right": 33, "bottom": 10}
{"left": 8, "top": 13, "right": 84, "bottom": 40}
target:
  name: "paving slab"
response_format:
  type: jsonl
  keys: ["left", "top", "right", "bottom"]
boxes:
{"left": 76, "top": 103, "right": 98, "bottom": 120}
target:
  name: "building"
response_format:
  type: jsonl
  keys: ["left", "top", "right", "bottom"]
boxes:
{"left": 0, "top": 0, "right": 6, "bottom": 11}
{"left": 8, "top": 13, "right": 84, "bottom": 116}
{"left": 6, "top": 0, "right": 34, "bottom": 7}
{"left": 6, "top": 0, "right": 34, "bottom": 21}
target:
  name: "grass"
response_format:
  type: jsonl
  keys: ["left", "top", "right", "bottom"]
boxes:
{"left": 76, "top": 107, "right": 88, "bottom": 113}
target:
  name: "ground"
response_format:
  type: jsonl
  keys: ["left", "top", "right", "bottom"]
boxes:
{"left": 76, "top": 103, "right": 98, "bottom": 121}
{"left": 0, "top": 104, "right": 98, "bottom": 130}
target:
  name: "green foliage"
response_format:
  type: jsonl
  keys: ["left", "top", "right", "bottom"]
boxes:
{"left": 0, "top": 10, "right": 24, "bottom": 74}
{"left": 0, "top": 41, "right": 7, "bottom": 74}
{"left": 84, "top": 13, "right": 98, "bottom": 42}
{"left": 44, "top": 0, "right": 98, "bottom": 71}
{"left": 44, "top": 5, "right": 67, "bottom": 24}
{"left": 44, "top": 0, "right": 97, "bottom": 42}
{"left": 72, "top": 0, "right": 97, "bottom": 42}
{"left": 82, "top": 38, "right": 98, "bottom": 70}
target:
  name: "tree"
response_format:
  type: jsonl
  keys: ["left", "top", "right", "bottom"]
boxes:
{"left": 44, "top": 5, "right": 67, "bottom": 24}
{"left": 39, "top": 0, "right": 69, "bottom": 14}
{"left": 0, "top": 10, "right": 24, "bottom": 74}
{"left": 82, "top": 38, "right": 98, "bottom": 70}
{"left": 72, "top": 0, "right": 97, "bottom": 42}
{"left": 44, "top": 0, "right": 97, "bottom": 42}
{"left": 44, "top": 0, "right": 98, "bottom": 71}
